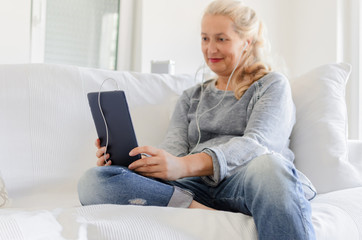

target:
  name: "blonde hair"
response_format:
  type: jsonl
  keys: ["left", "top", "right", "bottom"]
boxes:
{"left": 204, "top": 0, "right": 272, "bottom": 99}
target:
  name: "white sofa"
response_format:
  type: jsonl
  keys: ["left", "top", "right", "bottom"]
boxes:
{"left": 0, "top": 63, "right": 361, "bottom": 240}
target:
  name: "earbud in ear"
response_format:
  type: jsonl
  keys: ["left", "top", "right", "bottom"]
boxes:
{"left": 241, "top": 41, "right": 248, "bottom": 52}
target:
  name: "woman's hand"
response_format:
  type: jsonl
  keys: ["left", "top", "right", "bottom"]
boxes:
{"left": 95, "top": 139, "right": 112, "bottom": 166}
{"left": 128, "top": 146, "right": 186, "bottom": 181}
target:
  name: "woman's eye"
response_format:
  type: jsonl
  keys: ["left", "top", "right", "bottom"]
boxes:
{"left": 202, "top": 37, "right": 208, "bottom": 41}
{"left": 219, "top": 38, "right": 226, "bottom": 42}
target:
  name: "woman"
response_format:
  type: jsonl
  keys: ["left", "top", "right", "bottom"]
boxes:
{"left": 78, "top": 0, "right": 316, "bottom": 239}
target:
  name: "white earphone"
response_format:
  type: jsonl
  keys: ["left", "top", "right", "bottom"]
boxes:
{"left": 243, "top": 41, "right": 248, "bottom": 50}
{"left": 98, "top": 78, "right": 120, "bottom": 164}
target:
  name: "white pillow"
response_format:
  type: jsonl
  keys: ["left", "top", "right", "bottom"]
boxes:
{"left": 0, "top": 172, "right": 9, "bottom": 208}
{"left": 290, "top": 63, "right": 362, "bottom": 194}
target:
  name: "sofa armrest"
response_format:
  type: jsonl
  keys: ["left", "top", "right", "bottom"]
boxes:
{"left": 348, "top": 140, "right": 362, "bottom": 177}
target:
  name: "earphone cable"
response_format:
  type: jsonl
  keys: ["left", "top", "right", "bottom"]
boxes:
{"left": 97, "top": 78, "right": 120, "bottom": 164}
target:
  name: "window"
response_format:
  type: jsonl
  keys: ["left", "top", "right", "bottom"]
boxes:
{"left": 31, "top": 0, "right": 120, "bottom": 70}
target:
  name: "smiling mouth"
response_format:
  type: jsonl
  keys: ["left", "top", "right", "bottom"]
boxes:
{"left": 209, "top": 58, "right": 223, "bottom": 63}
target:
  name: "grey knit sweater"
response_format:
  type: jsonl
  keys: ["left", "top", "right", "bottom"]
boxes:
{"left": 159, "top": 72, "right": 296, "bottom": 187}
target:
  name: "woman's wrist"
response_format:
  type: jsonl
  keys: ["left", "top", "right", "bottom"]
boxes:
{"left": 181, "top": 152, "right": 213, "bottom": 178}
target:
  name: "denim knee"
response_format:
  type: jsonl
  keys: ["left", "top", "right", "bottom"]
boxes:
{"left": 243, "top": 154, "right": 315, "bottom": 239}
{"left": 78, "top": 166, "right": 117, "bottom": 205}
{"left": 243, "top": 153, "right": 299, "bottom": 203}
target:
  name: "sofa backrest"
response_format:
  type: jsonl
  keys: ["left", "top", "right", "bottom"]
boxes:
{"left": 0, "top": 64, "right": 196, "bottom": 198}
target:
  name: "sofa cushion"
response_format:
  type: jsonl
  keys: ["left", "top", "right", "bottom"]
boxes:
{"left": 290, "top": 63, "right": 362, "bottom": 193}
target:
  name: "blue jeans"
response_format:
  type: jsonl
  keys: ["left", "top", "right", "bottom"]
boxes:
{"left": 78, "top": 153, "right": 315, "bottom": 240}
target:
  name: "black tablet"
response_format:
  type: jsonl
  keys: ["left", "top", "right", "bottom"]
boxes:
{"left": 87, "top": 90, "right": 141, "bottom": 166}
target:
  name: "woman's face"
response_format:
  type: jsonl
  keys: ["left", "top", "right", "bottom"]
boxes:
{"left": 201, "top": 14, "right": 245, "bottom": 78}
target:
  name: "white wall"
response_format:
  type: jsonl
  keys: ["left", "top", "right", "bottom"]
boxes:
{"left": 0, "top": 0, "right": 31, "bottom": 64}
{"left": 137, "top": 0, "right": 213, "bottom": 75}
{"left": 245, "top": 0, "right": 339, "bottom": 78}
{"left": 290, "top": 0, "right": 339, "bottom": 77}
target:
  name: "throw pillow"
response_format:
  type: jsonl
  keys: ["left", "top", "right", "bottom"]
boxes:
{"left": 290, "top": 63, "right": 362, "bottom": 193}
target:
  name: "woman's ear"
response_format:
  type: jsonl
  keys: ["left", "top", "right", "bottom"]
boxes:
{"left": 244, "top": 39, "right": 252, "bottom": 49}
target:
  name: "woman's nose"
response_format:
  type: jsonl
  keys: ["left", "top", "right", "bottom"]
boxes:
{"left": 207, "top": 41, "right": 218, "bottom": 54}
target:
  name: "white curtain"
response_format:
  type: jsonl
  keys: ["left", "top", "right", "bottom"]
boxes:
{"left": 340, "top": 0, "right": 362, "bottom": 139}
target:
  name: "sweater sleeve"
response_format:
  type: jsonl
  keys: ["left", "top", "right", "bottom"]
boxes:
{"left": 202, "top": 75, "right": 296, "bottom": 186}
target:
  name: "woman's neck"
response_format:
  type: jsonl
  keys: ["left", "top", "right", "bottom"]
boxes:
{"left": 215, "top": 76, "right": 233, "bottom": 91}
